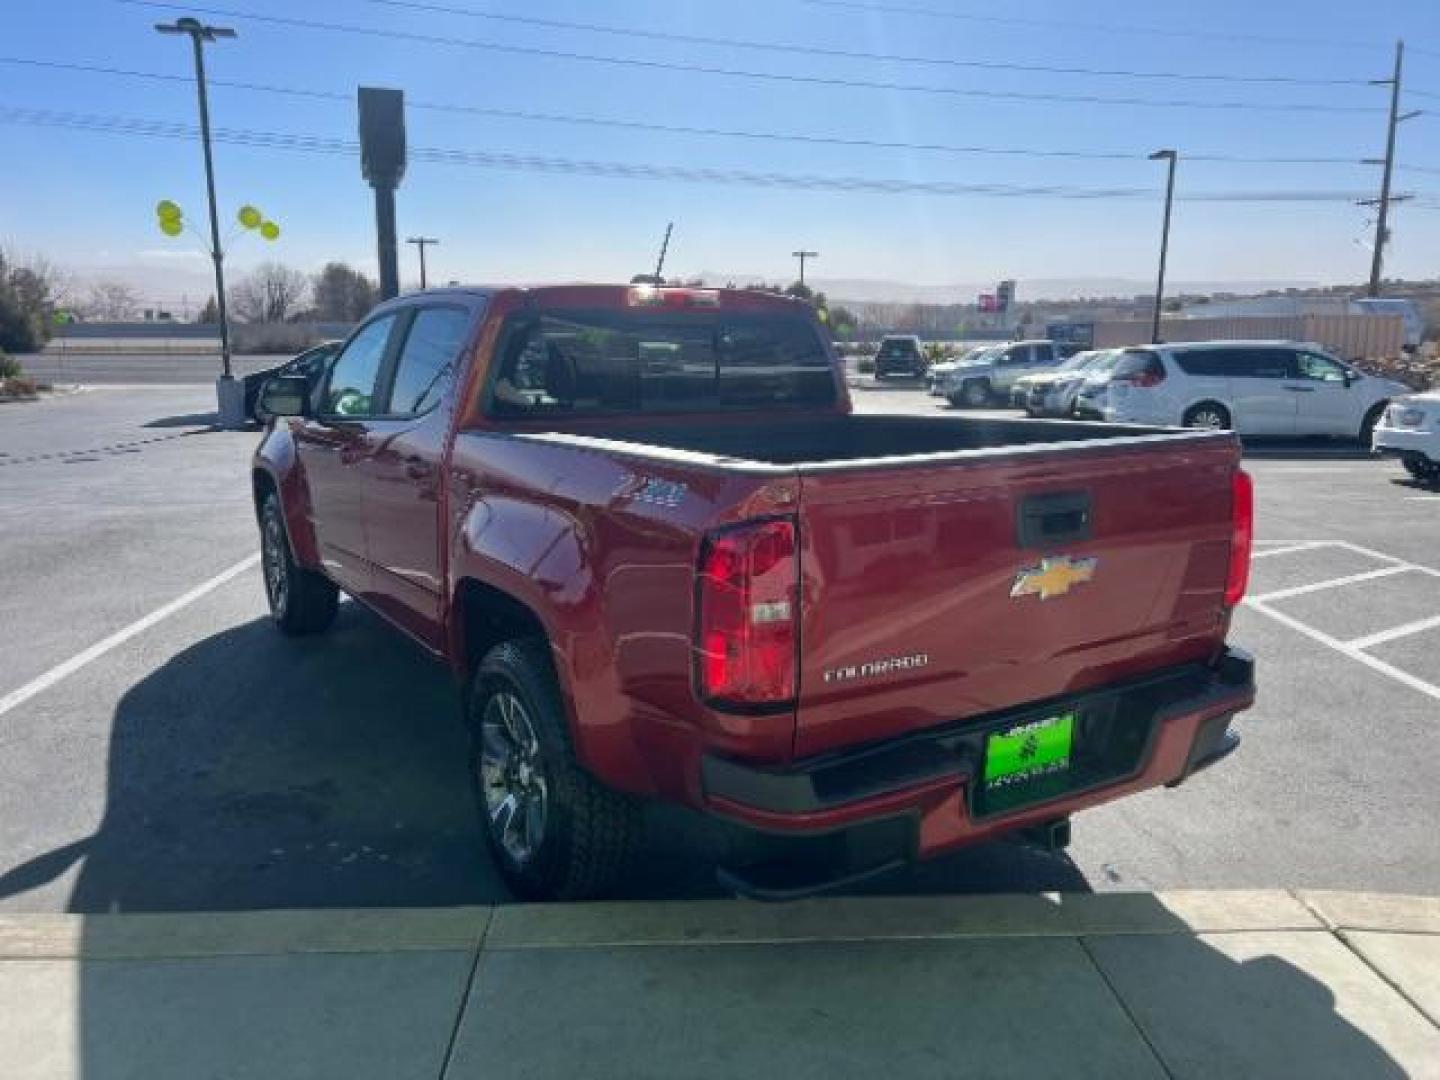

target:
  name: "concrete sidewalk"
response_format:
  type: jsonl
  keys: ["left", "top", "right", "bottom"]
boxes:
{"left": 2, "top": 891, "right": 1437, "bottom": 1079}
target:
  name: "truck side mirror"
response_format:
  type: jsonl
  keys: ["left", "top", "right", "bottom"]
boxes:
{"left": 259, "top": 375, "right": 311, "bottom": 418}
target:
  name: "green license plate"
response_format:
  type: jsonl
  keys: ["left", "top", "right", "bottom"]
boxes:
{"left": 983, "top": 712, "right": 1076, "bottom": 789}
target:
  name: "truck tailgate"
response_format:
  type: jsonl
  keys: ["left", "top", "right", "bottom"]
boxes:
{"left": 793, "top": 437, "right": 1239, "bottom": 758}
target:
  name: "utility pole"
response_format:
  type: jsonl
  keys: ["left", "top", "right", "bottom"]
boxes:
{"left": 792, "top": 249, "right": 818, "bottom": 287}
{"left": 1365, "top": 40, "right": 1420, "bottom": 297}
{"left": 1148, "top": 149, "right": 1178, "bottom": 345}
{"left": 406, "top": 236, "right": 439, "bottom": 289}
{"left": 653, "top": 222, "right": 673, "bottom": 283}
{"left": 154, "top": 16, "right": 240, "bottom": 424}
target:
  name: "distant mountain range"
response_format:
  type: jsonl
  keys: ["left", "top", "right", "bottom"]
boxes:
{"left": 684, "top": 272, "right": 1321, "bottom": 305}
{"left": 66, "top": 259, "right": 1321, "bottom": 311}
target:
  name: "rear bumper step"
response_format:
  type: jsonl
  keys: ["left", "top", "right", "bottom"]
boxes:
{"left": 703, "top": 647, "right": 1255, "bottom": 824}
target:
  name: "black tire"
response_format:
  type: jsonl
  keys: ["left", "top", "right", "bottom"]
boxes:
{"left": 260, "top": 493, "right": 338, "bottom": 636}
{"left": 468, "top": 639, "right": 641, "bottom": 900}
{"left": 1403, "top": 454, "right": 1440, "bottom": 484}
{"left": 960, "top": 379, "right": 991, "bottom": 408}
{"left": 1360, "top": 403, "right": 1386, "bottom": 448}
{"left": 1182, "top": 402, "right": 1232, "bottom": 430}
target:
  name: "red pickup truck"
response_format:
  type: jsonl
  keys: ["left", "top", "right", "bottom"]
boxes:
{"left": 252, "top": 284, "right": 1256, "bottom": 900}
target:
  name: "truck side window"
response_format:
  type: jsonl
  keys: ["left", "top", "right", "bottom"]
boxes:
{"left": 388, "top": 307, "right": 469, "bottom": 416}
{"left": 322, "top": 314, "right": 397, "bottom": 418}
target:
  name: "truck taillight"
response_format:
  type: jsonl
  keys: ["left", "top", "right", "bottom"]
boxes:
{"left": 696, "top": 518, "right": 798, "bottom": 707}
{"left": 1225, "top": 469, "right": 1254, "bottom": 607}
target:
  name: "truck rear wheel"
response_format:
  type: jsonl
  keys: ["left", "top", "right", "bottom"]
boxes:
{"left": 468, "top": 639, "right": 641, "bottom": 900}
{"left": 260, "top": 494, "right": 338, "bottom": 636}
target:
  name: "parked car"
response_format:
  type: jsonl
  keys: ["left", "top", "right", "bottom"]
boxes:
{"left": 243, "top": 340, "right": 341, "bottom": 424}
{"left": 1373, "top": 390, "right": 1440, "bottom": 482}
{"left": 872, "top": 334, "right": 927, "bottom": 380}
{"left": 1098, "top": 341, "right": 1408, "bottom": 441}
{"left": 1013, "top": 350, "right": 1116, "bottom": 416}
{"left": 926, "top": 345, "right": 990, "bottom": 394}
{"left": 1073, "top": 351, "right": 1126, "bottom": 418}
{"left": 253, "top": 284, "right": 1255, "bottom": 901}
{"left": 935, "top": 339, "right": 1069, "bottom": 408}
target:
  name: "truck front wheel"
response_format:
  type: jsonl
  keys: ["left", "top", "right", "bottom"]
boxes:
{"left": 468, "top": 639, "right": 641, "bottom": 900}
{"left": 260, "top": 494, "right": 338, "bottom": 636}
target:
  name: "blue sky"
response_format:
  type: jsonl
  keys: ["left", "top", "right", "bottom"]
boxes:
{"left": 2, "top": 0, "right": 1438, "bottom": 306}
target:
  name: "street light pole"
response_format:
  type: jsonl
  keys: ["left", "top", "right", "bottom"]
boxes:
{"left": 406, "top": 236, "right": 439, "bottom": 289}
{"left": 155, "top": 16, "right": 241, "bottom": 424}
{"left": 1148, "top": 149, "right": 1178, "bottom": 345}
{"left": 792, "top": 249, "right": 818, "bottom": 288}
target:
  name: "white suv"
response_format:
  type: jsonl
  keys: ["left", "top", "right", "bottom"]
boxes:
{"left": 1098, "top": 341, "right": 1409, "bottom": 441}
{"left": 1373, "top": 391, "right": 1440, "bottom": 482}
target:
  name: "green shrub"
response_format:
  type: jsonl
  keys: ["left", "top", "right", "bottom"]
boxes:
{"left": 0, "top": 349, "right": 21, "bottom": 379}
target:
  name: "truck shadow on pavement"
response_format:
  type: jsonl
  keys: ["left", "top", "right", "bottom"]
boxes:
{"left": 1, "top": 601, "right": 1096, "bottom": 910}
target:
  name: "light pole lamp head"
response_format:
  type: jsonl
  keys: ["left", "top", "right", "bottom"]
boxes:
{"left": 1149, "top": 149, "right": 1178, "bottom": 162}
{"left": 155, "top": 18, "right": 236, "bottom": 40}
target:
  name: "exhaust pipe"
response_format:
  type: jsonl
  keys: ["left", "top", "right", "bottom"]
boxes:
{"left": 1021, "top": 817, "right": 1071, "bottom": 852}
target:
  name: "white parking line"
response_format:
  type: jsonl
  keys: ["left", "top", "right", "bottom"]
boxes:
{"left": 1242, "top": 540, "right": 1440, "bottom": 703}
{"left": 1246, "top": 599, "right": 1440, "bottom": 704}
{"left": 1252, "top": 542, "right": 1327, "bottom": 560}
{"left": 0, "top": 554, "right": 260, "bottom": 719}
{"left": 1249, "top": 565, "right": 1413, "bottom": 604}
{"left": 1345, "top": 613, "right": 1440, "bottom": 651}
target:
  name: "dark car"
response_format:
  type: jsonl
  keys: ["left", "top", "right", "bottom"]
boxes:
{"left": 243, "top": 341, "right": 341, "bottom": 424}
{"left": 873, "top": 335, "right": 927, "bottom": 380}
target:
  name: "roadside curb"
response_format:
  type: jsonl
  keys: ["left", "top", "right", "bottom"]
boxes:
{"left": 4, "top": 891, "right": 1436, "bottom": 960}
{"left": 0, "top": 908, "right": 491, "bottom": 961}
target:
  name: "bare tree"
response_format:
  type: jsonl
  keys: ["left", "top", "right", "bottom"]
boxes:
{"left": 83, "top": 280, "right": 140, "bottom": 321}
{"left": 230, "top": 261, "right": 309, "bottom": 323}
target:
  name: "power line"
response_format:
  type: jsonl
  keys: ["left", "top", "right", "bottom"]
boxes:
{"left": 115, "top": 1, "right": 1385, "bottom": 114}
{"left": 4, "top": 105, "right": 1425, "bottom": 204}
{"left": 0, "top": 56, "right": 1378, "bottom": 167}
{"left": 790, "top": 0, "right": 1390, "bottom": 53}
{"left": 349, "top": 0, "right": 1371, "bottom": 86}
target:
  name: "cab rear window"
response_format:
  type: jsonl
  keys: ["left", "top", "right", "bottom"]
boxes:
{"left": 486, "top": 310, "right": 838, "bottom": 415}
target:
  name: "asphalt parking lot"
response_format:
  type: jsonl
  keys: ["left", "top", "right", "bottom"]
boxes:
{"left": 2, "top": 376, "right": 1438, "bottom": 914}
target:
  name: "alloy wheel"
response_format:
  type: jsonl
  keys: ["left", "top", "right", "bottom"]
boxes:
{"left": 261, "top": 510, "right": 289, "bottom": 616}
{"left": 1187, "top": 408, "right": 1228, "bottom": 430}
{"left": 478, "top": 690, "right": 549, "bottom": 865}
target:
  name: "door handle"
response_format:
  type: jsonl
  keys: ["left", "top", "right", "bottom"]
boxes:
{"left": 403, "top": 455, "right": 433, "bottom": 480}
{"left": 1282, "top": 385, "right": 1316, "bottom": 392}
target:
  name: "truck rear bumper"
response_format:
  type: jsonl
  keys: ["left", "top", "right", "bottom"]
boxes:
{"left": 702, "top": 648, "right": 1254, "bottom": 889}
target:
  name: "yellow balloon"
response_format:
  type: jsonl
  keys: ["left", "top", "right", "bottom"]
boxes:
{"left": 159, "top": 217, "right": 183, "bottom": 237}
{"left": 156, "top": 199, "right": 182, "bottom": 221}
{"left": 259, "top": 220, "right": 280, "bottom": 241}
{"left": 237, "top": 205, "right": 263, "bottom": 229}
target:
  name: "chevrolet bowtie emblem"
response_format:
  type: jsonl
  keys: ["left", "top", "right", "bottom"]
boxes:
{"left": 1011, "top": 556, "right": 1098, "bottom": 601}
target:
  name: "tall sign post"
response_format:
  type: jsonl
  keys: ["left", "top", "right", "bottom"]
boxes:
{"left": 358, "top": 88, "right": 407, "bottom": 300}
